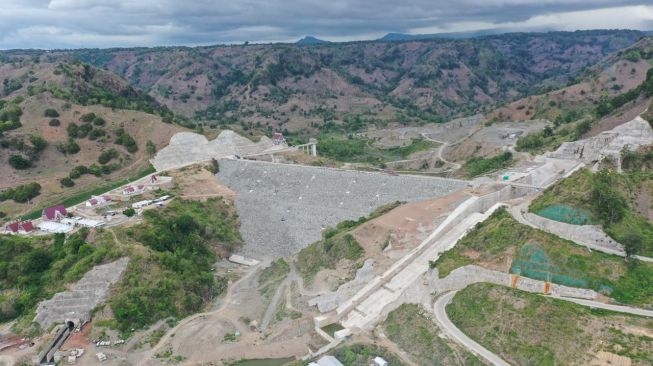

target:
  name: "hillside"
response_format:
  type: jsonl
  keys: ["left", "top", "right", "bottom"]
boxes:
{"left": 58, "top": 30, "right": 645, "bottom": 134}
{"left": 0, "top": 59, "right": 185, "bottom": 219}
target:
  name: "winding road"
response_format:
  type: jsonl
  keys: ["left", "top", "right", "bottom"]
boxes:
{"left": 433, "top": 291, "right": 511, "bottom": 366}
{"left": 433, "top": 288, "right": 653, "bottom": 366}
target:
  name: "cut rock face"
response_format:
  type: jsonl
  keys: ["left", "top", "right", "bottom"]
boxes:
{"left": 151, "top": 130, "right": 285, "bottom": 171}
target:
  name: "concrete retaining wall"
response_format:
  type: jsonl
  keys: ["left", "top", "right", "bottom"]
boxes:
{"left": 433, "top": 265, "right": 598, "bottom": 299}
{"left": 525, "top": 213, "right": 624, "bottom": 254}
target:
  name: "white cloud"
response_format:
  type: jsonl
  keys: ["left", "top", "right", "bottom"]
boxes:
{"left": 0, "top": 1, "right": 651, "bottom": 49}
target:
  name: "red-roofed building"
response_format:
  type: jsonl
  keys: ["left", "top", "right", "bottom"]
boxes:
{"left": 42, "top": 205, "right": 67, "bottom": 221}
{"left": 85, "top": 195, "right": 113, "bottom": 207}
{"left": 122, "top": 185, "right": 146, "bottom": 196}
{"left": 5, "top": 221, "right": 35, "bottom": 233}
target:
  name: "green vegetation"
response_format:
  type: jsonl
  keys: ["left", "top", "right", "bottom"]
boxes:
{"left": 433, "top": 208, "right": 653, "bottom": 307}
{"left": 114, "top": 128, "right": 138, "bottom": 153}
{"left": 531, "top": 168, "right": 653, "bottom": 257}
{"left": 0, "top": 182, "right": 41, "bottom": 203}
{"left": 317, "top": 136, "right": 436, "bottom": 165}
{"left": 258, "top": 259, "right": 290, "bottom": 299}
{"left": 122, "top": 208, "right": 135, "bottom": 217}
{"left": 43, "top": 108, "right": 59, "bottom": 118}
{"left": 448, "top": 283, "right": 653, "bottom": 366}
{"left": 21, "top": 165, "right": 155, "bottom": 220}
{"left": 383, "top": 304, "right": 484, "bottom": 365}
{"left": 296, "top": 202, "right": 401, "bottom": 283}
{"left": 48, "top": 118, "right": 60, "bottom": 126}
{"left": 8, "top": 154, "right": 31, "bottom": 169}
{"left": 463, "top": 151, "right": 513, "bottom": 177}
{"left": 0, "top": 100, "right": 22, "bottom": 134}
{"left": 0, "top": 231, "right": 121, "bottom": 333}
{"left": 55, "top": 138, "right": 80, "bottom": 154}
{"left": 98, "top": 148, "right": 120, "bottom": 164}
{"left": 330, "top": 344, "right": 405, "bottom": 366}
{"left": 296, "top": 232, "right": 363, "bottom": 284}
{"left": 110, "top": 198, "right": 242, "bottom": 330}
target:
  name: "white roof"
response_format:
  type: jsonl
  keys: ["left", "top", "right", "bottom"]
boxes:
{"left": 37, "top": 221, "right": 74, "bottom": 233}
{"left": 60, "top": 217, "right": 81, "bottom": 225}
{"left": 373, "top": 357, "right": 388, "bottom": 366}
{"left": 78, "top": 219, "right": 104, "bottom": 228}
{"left": 317, "top": 356, "right": 344, "bottom": 366}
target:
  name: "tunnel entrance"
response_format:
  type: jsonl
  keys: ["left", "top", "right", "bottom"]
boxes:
{"left": 66, "top": 320, "right": 75, "bottom": 331}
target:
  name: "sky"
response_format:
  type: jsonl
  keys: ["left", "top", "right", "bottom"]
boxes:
{"left": 1, "top": 0, "right": 652, "bottom": 49}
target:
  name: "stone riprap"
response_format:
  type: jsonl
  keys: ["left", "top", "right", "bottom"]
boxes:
{"left": 216, "top": 159, "right": 469, "bottom": 259}
{"left": 547, "top": 116, "right": 653, "bottom": 166}
{"left": 34, "top": 258, "right": 129, "bottom": 330}
{"left": 151, "top": 130, "right": 285, "bottom": 171}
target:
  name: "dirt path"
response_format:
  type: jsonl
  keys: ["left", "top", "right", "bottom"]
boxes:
{"left": 373, "top": 332, "right": 420, "bottom": 366}
{"left": 260, "top": 274, "right": 292, "bottom": 331}
{"left": 420, "top": 127, "right": 481, "bottom": 171}
{"left": 136, "top": 262, "right": 264, "bottom": 366}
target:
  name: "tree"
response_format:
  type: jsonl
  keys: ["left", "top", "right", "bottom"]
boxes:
{"left": 591, "top": 170, "right": 626, "bottom": 224}
{"left": 43, "top": 108, "right": 59, "bottom": 118}
{"left": 60, "top": 177, "right": 75, "bottom": 187}
{"left": 123, "top": 208, "right": 136, "bottom": 217}
{"left": 8, "top": 155, "right": 31, "bottom": 169}
{"left": 623, "top": 233, "right": 643, "bottom": 258}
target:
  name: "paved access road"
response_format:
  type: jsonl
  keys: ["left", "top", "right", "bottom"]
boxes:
{"left": 550, "top": 296, "right": 653, "bottom": 317}
{"left": 433, "top": 291, "right": 511, "bottom": 366}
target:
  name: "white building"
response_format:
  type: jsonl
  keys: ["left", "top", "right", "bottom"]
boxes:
{"left": 316, "top": 356, "right": 344, "bottom": 366}
{"left": 132, "top": 200, "right": 152, "bottom": 209}
{"left": 37, "top": 221, "right": 74, "bottom": 234}
{"left": 373, "top": 357, "right": 388, "bottom": 366}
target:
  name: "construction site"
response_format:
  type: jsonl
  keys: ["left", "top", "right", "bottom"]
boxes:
{"left": 3, "top": 114, "right": 653, "bottom": 366}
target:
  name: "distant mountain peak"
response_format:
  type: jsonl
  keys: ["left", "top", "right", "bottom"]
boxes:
{"left": 296, "top": 36, "right": 329, "bottom": 45}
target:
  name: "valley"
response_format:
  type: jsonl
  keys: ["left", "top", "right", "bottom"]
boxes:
{"left": 1, "top": 27, "right": 653, "bottom": 366}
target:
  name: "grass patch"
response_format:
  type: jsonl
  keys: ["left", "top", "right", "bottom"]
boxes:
{"left": 20, "top": 164, "right": 155, "bottom": 220}
{"left": 530, "top": 168, "right": 653, "bottom": 256}
{"left": 433, "top": 208, "right": 653, "bottom": 308}
{"left": 448, "top": 283, "right": 653, "bottom": 366}
{"left": 258, "top": 259, "right": 290, "bottom": 299}
{"left": 383, "top": 303, "right": 484, "bottom": 365}
{"left": 317, "top": 136, "right": 437, "bottom": 165}
{"left": 295, "top": 202, "right": 402, "bottom": 283}
{"left": 464, "top": 151, "right": 513, "bottom": 177}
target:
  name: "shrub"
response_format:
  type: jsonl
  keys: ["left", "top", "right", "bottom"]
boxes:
{"left": 93, "top": 116, "right": 106, "bottom": 126}
{"left": 60, "top": 177, "right": 75, "bottom": 187}
{"left": 43, "top": 108, "right": 59, "bottom": 118}
{"left": 80, "top": 112, "right": 96, "bottom": 123}
{"left": 114, "top": 128, "right": 137, "bottom": 153}
{"left": 98, "top": 148, "right": 119, "bottom": 164}
{"left": 88, "top": 128, "right": 106, "bottom": 140}
{"left": 8, "top": 155, "right": 31, "bottom": 169}
{"left": 0, "top": 182, "right": 41, "bottom": 203}
{"left": 48, "top": 118, "right": 60, "bottom": 126}
{"left": 56, "top": 139, "right": 80, "bottom": 154}
{"left": 69, "top": 165, "right": 89, "bottom": 179}
{"left": 123, "top": 208, "right": 136, "bottom": 217}
{"left": 29, "top": 136, "right": 47, "bottom": 152}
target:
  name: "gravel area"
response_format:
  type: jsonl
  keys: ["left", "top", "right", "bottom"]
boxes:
{"left": 217, "top": 159, "right": 469, "bottom": 259}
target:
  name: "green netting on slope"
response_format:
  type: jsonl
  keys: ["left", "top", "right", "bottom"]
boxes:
{"left": 510, "top": 243, "right": 588, "bottom": 288}
{"left": 535, "top": 204, "right": 596, "bottom": 225}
